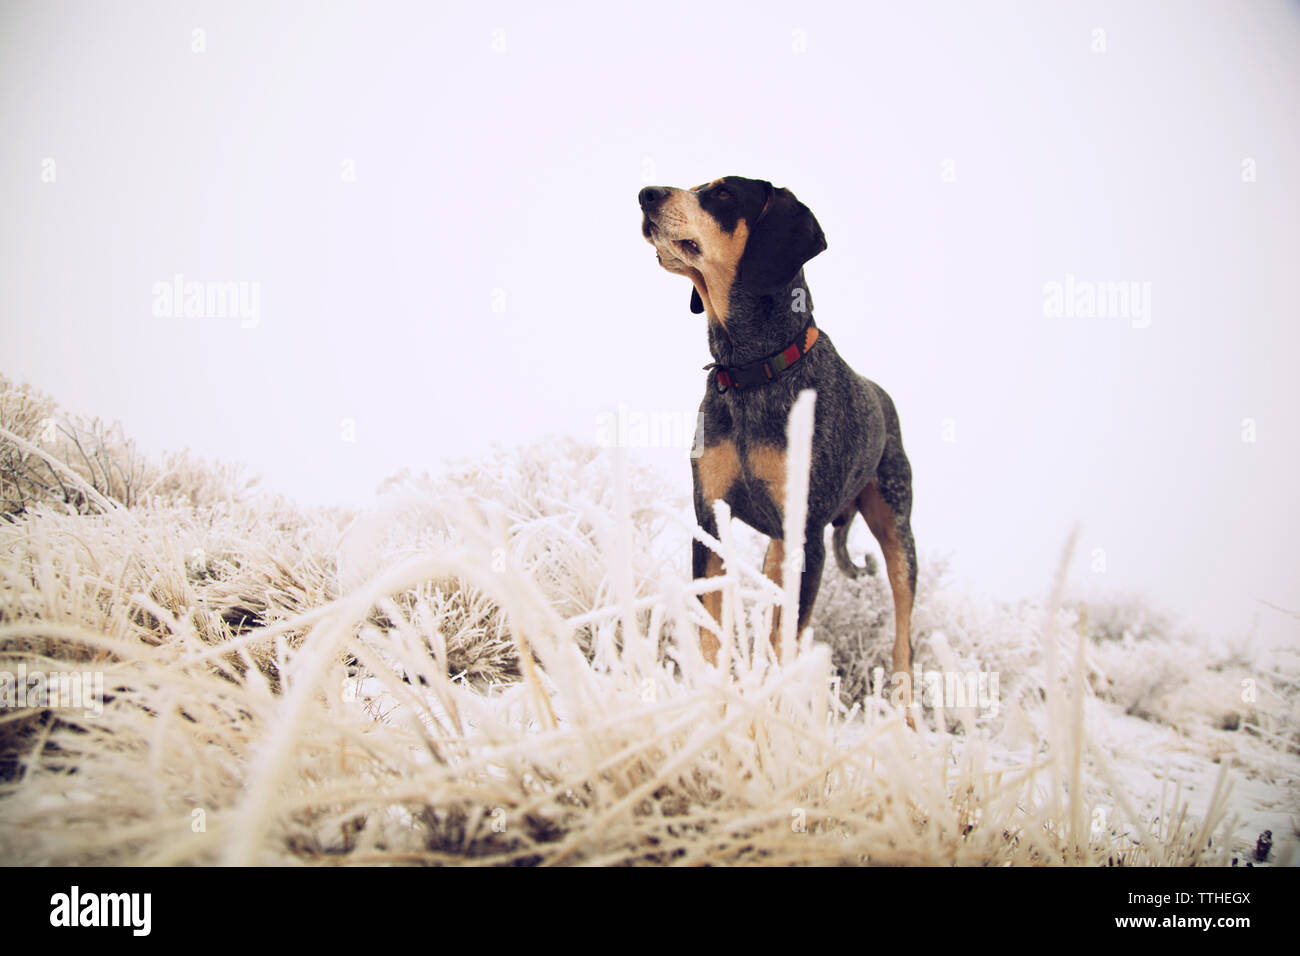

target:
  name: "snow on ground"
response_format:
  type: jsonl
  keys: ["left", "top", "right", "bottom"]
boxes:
{"left": 0, "top": 375, "right": 1295, "bottom": 865}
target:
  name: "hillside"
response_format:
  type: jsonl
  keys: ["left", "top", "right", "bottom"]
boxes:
{"left": 0, "top": 373, "right": 1295, "bottom": 865}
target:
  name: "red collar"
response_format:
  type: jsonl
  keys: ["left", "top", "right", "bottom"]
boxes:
{"left": 705, "top": 320, "right": 819, "bottom": 393}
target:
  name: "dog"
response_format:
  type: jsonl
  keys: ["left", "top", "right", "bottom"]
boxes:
{"left": 638, "top": 176, "right": 918, "bottom": 722}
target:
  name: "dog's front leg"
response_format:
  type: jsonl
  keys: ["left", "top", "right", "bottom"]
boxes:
{"left": 691, "top": 441, "right": 739, "bottom": 666}
{"left": 762, "top": 524, "right": 826, "bottom": 662}
{"left": 691, "top": 535, "right": 724, "bottom": 665}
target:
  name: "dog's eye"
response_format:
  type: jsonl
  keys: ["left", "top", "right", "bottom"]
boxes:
{"left": 678, "top": 239, "right": 701, "bottom": 255}
{"left": 716, "top": 189, "right": 730, "bottom": 200}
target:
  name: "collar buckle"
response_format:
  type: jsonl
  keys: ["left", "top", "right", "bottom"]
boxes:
{"left": 705, "top": 319, "right": 818, "bottom": 394}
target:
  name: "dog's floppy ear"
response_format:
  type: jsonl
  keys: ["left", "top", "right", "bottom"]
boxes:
{"left": 737, "top": 186, "right": 827, "bottom": 293}
{"left": 690, "top": 287, "right": 704, "bottom": 314}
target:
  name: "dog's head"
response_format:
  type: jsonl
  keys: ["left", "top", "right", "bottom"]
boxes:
{"left": 638, "top": 176, "right": 826, "bottom": 325}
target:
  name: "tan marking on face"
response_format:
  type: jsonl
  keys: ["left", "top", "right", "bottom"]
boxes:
{"left": 694, "top": 219, "right": 747, "bottom": 328}
{"left": 746, "top": 444, "right": 786, "bottom": 513}
{"left": 642, "top": 187, "right": 751, "bottom": 328}
{"left": 698, "top": 440, "right": 739, "bottom": 504}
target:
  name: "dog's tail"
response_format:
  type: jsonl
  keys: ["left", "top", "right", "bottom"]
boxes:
{"left": 832, "top": 515, "right": 877, "bottom": 578}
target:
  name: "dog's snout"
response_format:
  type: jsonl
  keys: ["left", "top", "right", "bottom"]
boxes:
{"left": 639, "top": 186, "right": 668, "bottom": 210}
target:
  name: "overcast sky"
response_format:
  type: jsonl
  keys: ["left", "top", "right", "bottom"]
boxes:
{"left": 3, "top": 0, "right": 1298, "bottom": 645}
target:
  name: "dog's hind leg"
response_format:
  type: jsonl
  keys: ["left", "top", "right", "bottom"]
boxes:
{"left": 857, "top": 450, "right": 917, "bottom": 726}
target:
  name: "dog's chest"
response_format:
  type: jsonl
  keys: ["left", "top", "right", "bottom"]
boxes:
{"left": 695, "top": 395, "right": 793, "bottom": 539}
{"left": 701, "top": 385, "right": 793, "bottom": 450}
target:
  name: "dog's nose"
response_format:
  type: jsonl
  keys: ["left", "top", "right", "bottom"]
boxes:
{"left": 639, "top": 186, "right": 668, "bottom": 210}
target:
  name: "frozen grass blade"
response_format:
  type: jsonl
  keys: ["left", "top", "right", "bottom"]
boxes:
{"left": 0, "top": 375, "right": 1285, "bottom": 866}
{"left": 780, "top": 390, "right": 816, "bottom": 662}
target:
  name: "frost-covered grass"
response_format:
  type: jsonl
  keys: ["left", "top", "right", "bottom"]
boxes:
{"left": 0, "top": 373, "right": 1295, "bottom": 865}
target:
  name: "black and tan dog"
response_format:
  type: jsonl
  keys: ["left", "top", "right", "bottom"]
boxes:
{"left": 638, "top": 176, "right": 918, "bottom": 720}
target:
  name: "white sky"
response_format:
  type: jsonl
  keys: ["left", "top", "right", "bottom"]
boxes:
{"left": 3, "top": 0, "right": 1298, "bottom": 645}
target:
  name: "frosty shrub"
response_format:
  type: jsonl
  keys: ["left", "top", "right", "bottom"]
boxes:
{"left": 0, "top": 377, "right": 1293, "bottom": 865}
